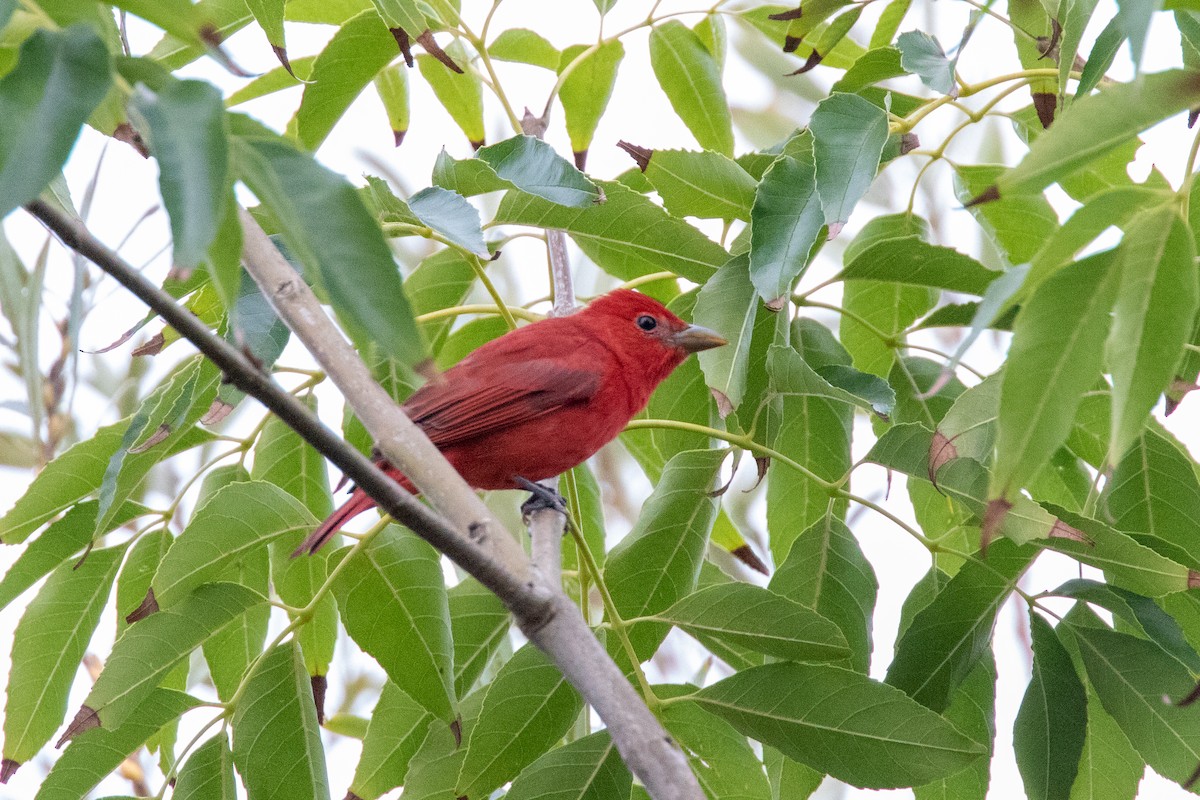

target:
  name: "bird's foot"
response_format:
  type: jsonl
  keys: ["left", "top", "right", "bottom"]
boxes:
{"left": 514, "top": 475, "right": 568, "bottom": 517}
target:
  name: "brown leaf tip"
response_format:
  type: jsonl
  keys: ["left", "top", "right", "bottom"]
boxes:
{"left": 112, "top": 122, "right": 150, "bottom": 159}
{"left": 981, "top": 498, "right": 1012, "bottom": 556}
{"left": 131, "top": 332, "right": 165, "bottom": 357}
{"left": 965, "top": 185, "right": 1000, "bottom": 207}
{"left": 928, "top": 430, "right": 958, "bottom": 484}
{"left": 393, "top": 129, "right": 407, "bottom": 147}
{"left": 391, "top": 27, "right": 414, "bottom": 67}
{"left": 312, "top": 674, "right": 327, "bottom": 725}
{"left": 730, "top": 544, "right": 770, "bottom": 576}
{"left": 1032, "top": 93, "right": 1057, "bottom": 129}
{"left": 616, "top": 140, "right": 652, "bottom": 172}
{"left": 1049, "top": 519, "right": 1092, "bottom": 545}
{"left": 786, "top": 50, "right": 822, "bottom": 76}
{"left": 1176, "top": 679, "right": 1200, "bottom": 707}
{"left": 272, "top": 44, "right": 295, "bottom": 78}
{"left": 0, "top": 759, "right": 20, "bottom": 783}
{"left": 417, "top": 30, "right": 464, "bottom": 73}
{"left": 1190, "top": 570, "right": 1200, "bottom": 590}
{"left": 768, "top": 7, "right": 803, "bottom": 21}
{"left": 125, "top": 587, "right": 159, "bottom": 624}
{"left": 345, "top": 794, "right": 365, "bottom": 800}
{"left": 573, "top": 150, "right": 588, "bottom": 170}
{"left": 57, "top": 705, "right": 100, "bottom": 747}
{"left": 899, "top": 133, "right": 920, "bottom": 155}
{"left": 450, "top": 716, "right": 463, "bottom": 748}
{"left": 782, "top": 35, "right": 802, "bottom": 54}
{"left": 201, "top": 398, "right": 235, "bottom": 426}
{"left": 129, "top": 424, "right": 171, "bottom": 453}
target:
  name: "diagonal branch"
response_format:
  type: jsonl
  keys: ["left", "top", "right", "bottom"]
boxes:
{"left": 26, "top": 198, "right": 704, "bottom": 800}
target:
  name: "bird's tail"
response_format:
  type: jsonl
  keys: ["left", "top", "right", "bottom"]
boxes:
{"left": 293, "top": 488, "right": 377, "bottom": 557}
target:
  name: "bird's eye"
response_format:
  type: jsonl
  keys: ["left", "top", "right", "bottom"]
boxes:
{"left": 636, "top": 315, "right": 658, "bottom": 331}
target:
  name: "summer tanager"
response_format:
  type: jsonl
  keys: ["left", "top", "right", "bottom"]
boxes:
{"left": 296, "top": 289, "right": 725, "bottom": 555}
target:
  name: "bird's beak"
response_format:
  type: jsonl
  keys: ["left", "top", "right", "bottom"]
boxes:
{"left": 671, "top": 324, "right": 727, "bottom": 353}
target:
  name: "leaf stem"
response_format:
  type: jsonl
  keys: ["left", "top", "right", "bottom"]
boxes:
{"left": 416, "top": 303, "right": 542, "bottom": 324}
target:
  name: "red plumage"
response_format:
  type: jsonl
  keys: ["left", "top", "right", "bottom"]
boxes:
{"left": 295, "top": 289, "right": 725, "bottom": 555}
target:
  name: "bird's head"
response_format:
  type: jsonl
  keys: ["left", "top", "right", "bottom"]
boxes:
{"left": 582, "top": 289, "right": 726, "bottom": 379}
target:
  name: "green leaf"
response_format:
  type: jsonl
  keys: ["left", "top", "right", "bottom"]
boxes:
{"left": 694, "top": 662, "right": 986, "bottom": 789}
{"left": 649, "top": 20, "right": 733, "bottom": 155}
{"left": 1014, "top": 614, "right": 1087, "bottom": 800}
{"left": 409, "top": 185, "right": 489, "bottom": 257}
{"left": 809, "top": 92, "right": 889, "bottom": 232}
{"left": 1068, "top": 681, "right": 1143, "bottom": 800}
{"left": 557, "top": 41, "right": 624, "bottom": 163}
{"left": 201, "top": 539, "right": 270, "bottom": 703}
{"left": 174, "top": 733, "right": 237, "bottom": 800}
{"left": 605, "top": 448, "right": 724, "bottom": 661}
{"left": 78, "top": 582, "right": 263, "bottom": 732}
{"left": 495, "top": 178, "right": 729, "bottom": 283}
{"left": 1115, "top": 0, "right": 1157, "bottom": 69}
{"left": 1108, "top": 205, "right": 1198, "bottom": 463}
{"left": 661, "top": 698, "right": 772, "bottom": 800}
{"left": 226, "top": 57, "right": 315, "bottom": 107}
{"left": 991, "top": 250, "right": 1118, "bottom": 498}
{"left": 915, "top": 655, "right": 996, "bottom": 799}
{"left": 231, "top": 641, "right": 329, "bottom": 800}
{"left": 841, "top": 282, "right": 935, "bottom": 378}
{"left": 1104, "top": 427, "right": 1200, "bottom": 569}
{"left": 133, "top": 79, "right": 230, "bottom": 271}
{"left": 643, "top": 149, "right": 757, "bottom": 221}
{"left": 996, "top": 70, "right": 1200, "bottom": 197}
{"left": 1069, "top": 623, "right": 1200, "bottom": 787}
{"left": 449, "top": 578, "right": 510, "bottom": 696}
{"left": 374, "top": 62, "right": 409, "bottom": 143}
{"left": 349, "top": 682, "right": 432, "bottom": 799}
{"left": 35, "top": 690, "right": 200, "bottom": 800}
{"left": 456, "top": 643, "right": 583, "bottom": 798}
{"left": 764, "top": 747, "right": 823, "bottom": 800}
{"left": 418, "top": 41, "right": 484, "bottom": 145}
{"left": 768, "top": 343, "right": 895, "bottom": 417}
{"left": 0, "top": 26, "right": 112, "bottom": 218}
{"left": 897, "top": 30, "right": 955, "bottom": 93}
{"left": 694, "top": 255, "right": 757, "bottom": 416}
{"left": 332, "top": 525, "right": 456, "bottom": 721}
{"left": 0, "top": 500, "right": 147, "bottom": 613}
{"left": 152, "top": 481, "right": 316, "bottom": 607}
{"left": 886, "top": 539, "right": 1035, "bottom": 712}
{"left": 505, "top": 731, "right": 631, "bottom": 800}
{"left": 245, "top": 0, "right": 285, "bottom": 47}
{"left": 3, "top": 544, "right": 123, "bottom": 764}
{"left": 403, "top": 246, "right": 477, "bottom": 353}
{"left": 770, "top": 514, "right": 878, "bottom": 673}
{"left": 489, "top": 28, "right": 560, "bottom": 69}
{"left": 232, "top": 121, "right": 425, "bottom": 367}
{"left": 955, "top": 164, "right": 1059, "bottom": 266}
{"left": 475, "top": 135, "right": 600, "bottom": 207}
{"left": 659, "top": 583, "right": 850, "bottom": 661}
{"left": 368, "top": 0, "right": 426, "bottom": 34}
{"left": 749, "top": 150, "right": 824, "bottom": 303}
{"left": 294, "top": 9, "right": 397, "bottom": 151}
{"left": 252, "top": 398, "right": 333, "bottom": 519}
{"left": 842, "top": 236, "right": 1000, "bottom": 295}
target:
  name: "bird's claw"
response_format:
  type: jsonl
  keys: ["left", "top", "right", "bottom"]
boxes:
{"left": 514, "top": 476, "right": 568, "bottom": 518}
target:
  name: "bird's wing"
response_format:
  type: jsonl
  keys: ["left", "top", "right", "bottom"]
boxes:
{"left": 404, "top": 356, "right": 603, "bottom": 448}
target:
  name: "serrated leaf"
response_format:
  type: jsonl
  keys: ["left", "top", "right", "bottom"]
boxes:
{"left": 231, "top": 641, "right": 329, "bottom": 800}
{"left": 79, "top": 582, "right": 263, "bottom": 732}
{"left": 133, "top": 79, "right": 230, "bottom": 271}
{"left": 694, "top": 255, "right": 756, "bottom": 416}
{"left": 475, "top": 135, "right": 600, "bottom": 207}
{"left": 749, "top": 150, "right": 823, "bottom": 303}
{"left": 661, "top": 698, "right": 771, "bottom": 800}
{"left": 418, "top": 41, "right": 483, "bottom": 145}
{"left": 174, "top": 733, "right": 237, "bottom": 800}
{"left": 605, "top": 448, "right": 724, "bottom": 661}
{"left": 809, "top": 92, "right": 888, "bottom": 230}
{"left": 694, "top": 662, "right": 986, "bottom": 789}
{"left": 643, "top": 148, "right": 757, "bottom": 221}
{"left": 770, "top": 514, "right": 878, "bottom": 673}
{"left": 332, "top": 525, "right": 455, "bottom": 721}
{"left": 456, "top": 643, "right": 583, "bottom": 798}
{"left": 294, "top": 9, "right": 397, "bottom": 150}
{"left": 841, "top": 235, "right": 1000, "bottom": 295}
{"left": 886, "top": 539, "right": 1035, "bottom": 712}
{"left": 649, "top": 20, "right": 733, "bottom": 155}
{"left": 505, "top": 730, "right": 631, "bottom": 800}
{"left": 3, "top": 545, "right": 123, "bottom": 764}
{"left": 152, "top": 481, "right": 316, "bottom": 607}
{"left": 232, "top": 120, "right": 425, "bottom": 367}
{"left": 915, "top": 655, "right": 996, "bottom": 799}
{"left": 1108, "top": 205, "right": 1198, "bottom": 463}
{"left": 408, "top": 185, "right": 489, "bottom": 256}
{"left": 997, "top": 70, "right": 1200, "bottom": 197}
{"left": 374, "top": 62, "right": 409, "bottom": 143}
{"left": 558, "top": 41, "right": 624, "bottom": 162}
{"left": 1069, "top": 623, "right": 1200, "bottom": 787}
{"left": 660, "top": 583, "right": 849, "bottom": 661}
{"left": 490, "top": 28, "right": 560, "bottom": 69}
{"left": 495, "top": 178, "right": 728, "bottom": 282}
{"left": 252, "top": 398, "right": 333, "bottom": 518}
{"left": 449, "top": 578, "right": 510, "bottom": 696}
{"left": 897, "top": 30, "right": 955, "bottom": 93}
{"left": 35, "top": 690, "right": 199, "bottom": 800}
{"left": 349, "top": 682, "right": 432, "bottom": 799}
{"left": 768, "top": 343, "right": 895, "bottom": 417}
{"left": 991, "top": 250, "right": 1118, "bottom": 498}
{"left": 1014, "top": 614, "right": 1087, "bottom": 800}
{"left": 0, "top": 26, "right": 112, "bottom": 218}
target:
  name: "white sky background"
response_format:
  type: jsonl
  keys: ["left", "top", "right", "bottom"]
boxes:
{"left": 0, "top": 1, "right": 1199, "bottom": 798}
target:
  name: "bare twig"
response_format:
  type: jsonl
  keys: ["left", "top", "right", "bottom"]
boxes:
{"left": 521, "top": 107, "right": 575, "bottom": 316}
{"left": 24, "top": 198, "right": 703, "bottom": 800}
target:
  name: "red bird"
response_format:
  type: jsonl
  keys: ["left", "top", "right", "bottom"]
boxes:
{"left": 296, "top": 289, "right": 725, "bottom": 555}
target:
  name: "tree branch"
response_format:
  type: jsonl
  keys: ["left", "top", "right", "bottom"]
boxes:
{"left": 25, "top": 198, "right": 703, "bottom": 800}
